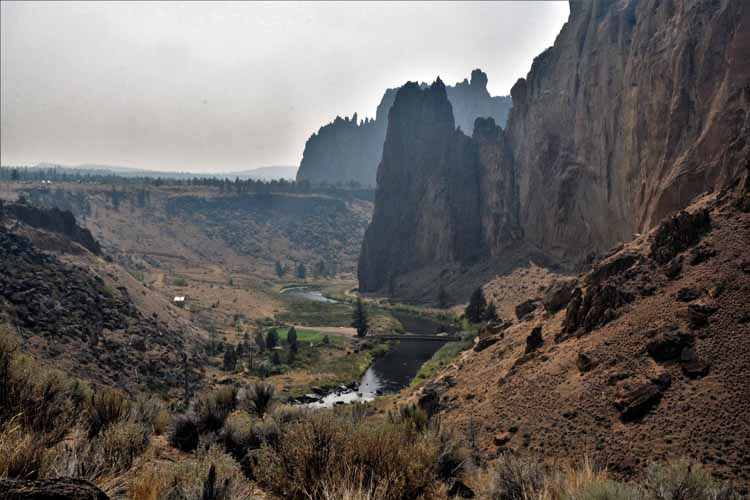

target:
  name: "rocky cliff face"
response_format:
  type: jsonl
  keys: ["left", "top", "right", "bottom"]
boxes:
{"left": 360, "top": 0, "right": 750, "bottom": 296}
{"left": 509, "top": 0, "right": 749, "bottom": 264}
{"left": 358, "top": 81, "right": 520, "bottom": 292}
{"left": 295, "top": 70, "right": 512, "bottom": 187}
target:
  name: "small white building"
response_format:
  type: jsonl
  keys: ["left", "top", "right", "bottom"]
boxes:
{"left": 173, "top": 296, "right": 186, "bottom": 308}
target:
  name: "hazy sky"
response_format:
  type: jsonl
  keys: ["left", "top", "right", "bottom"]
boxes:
{"left": 1, "top": 1, "right": 568, "bottom": 173}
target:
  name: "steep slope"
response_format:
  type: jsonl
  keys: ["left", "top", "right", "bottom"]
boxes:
{"left": 509, "top": 0, "right": 749, "bottom": 264}
{"left": 359, "top": 0, "right": 750, "bottom": 298}
{"left": 0, "top": 208, "right": 205, "bottom": 397}
{"left": 413, "top": 187, "right": 750, "bottom": 485}
{"left": 296, "top": 70, "right": 512, "bottom": 187}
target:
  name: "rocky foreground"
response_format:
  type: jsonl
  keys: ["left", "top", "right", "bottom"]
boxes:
{"left": 413, "top": 187, "right": 750, "bottom": 489}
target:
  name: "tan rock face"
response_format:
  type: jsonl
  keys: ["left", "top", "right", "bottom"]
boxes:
{"left": 508, "top": 0, "right": 750, "bottom": 264}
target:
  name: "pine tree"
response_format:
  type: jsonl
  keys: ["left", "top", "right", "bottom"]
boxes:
{"left": 296, "top": 263, "right": 306, "bottom": 280}
{"left": 223, "top": 345, "right": 237, "bottom": 372}
{"left": 287, "top": 326, "right": 298, "bottom": 352}
{"left": 351, "top": 298, "right": 369, "bottom": 337}
{"left": 275, "top": 260, "right": 285, "bottom": 278}
{"left": 272, "top": 351, "right": 281, "bottom": 365}
{"left": 266, "top": 329, "right": 279, "bottom": 349}
{"left": 465, "top": 287, "right": 487, "bottom": 323}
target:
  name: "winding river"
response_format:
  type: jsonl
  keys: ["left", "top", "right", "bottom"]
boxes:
{"left": 281, "top": 287, "right": 449, "bottom": 407}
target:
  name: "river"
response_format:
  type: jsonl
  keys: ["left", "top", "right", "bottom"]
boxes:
{"left": 280, "top": 286, "right": 339, "bottom": 303}
{"left": 280, "top": 288, "right": 451, "bottom": 407}
{"left": 307, "top": 338, "right": 446, "bottom": 408}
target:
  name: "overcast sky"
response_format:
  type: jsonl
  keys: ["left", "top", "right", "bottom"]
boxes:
{"left": 1, "top": 1, "right": 568, "bottom": 173}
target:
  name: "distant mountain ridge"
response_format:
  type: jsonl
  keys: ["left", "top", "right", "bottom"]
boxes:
{"left": 26, "top": 163, "right": 298, "bottom": 181}
{"left": 296, "top": 69, "right": 512, "bottom": 187}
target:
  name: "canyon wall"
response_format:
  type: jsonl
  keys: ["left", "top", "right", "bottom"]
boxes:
{"left": 295, "top": 70, "right": 511, "bottom": 187}
{"left": 359, "top": 0, "right": 750, "bottom": 296}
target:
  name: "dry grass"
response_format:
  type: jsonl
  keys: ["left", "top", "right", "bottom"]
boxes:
{"left": 127, "top": 444, "right": 256, "bottom": 500}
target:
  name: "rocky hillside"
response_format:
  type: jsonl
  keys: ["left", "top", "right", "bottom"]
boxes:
{"left": 413, "top": 187, "right": 750, "bottom": 487}
{"left": 296, "top": 69, "right": 512, "bottom": 187}
{"left": 359, "top": 0, "right": 750, "bottom": 298}
{"left": 0, "top": 207, "right": 205, "bottom": 397}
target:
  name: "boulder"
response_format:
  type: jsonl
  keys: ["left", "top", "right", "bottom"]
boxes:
{"left": 647, "top": 330, "right": 693, "bottom": 362}
{"left": 680, "top": 348, "right": 710, "bottom": 379}
{"left": 613, "top": 382, "right": 664, "bottom": 422}
{"left": 650, "top": 209, "right": 711, "bottom": 265}
{"left": 515, "top": 299, "right": 538, "bottom": 320}
{"left": 576, "top": 352, "right": 597, "bottom": 373}
{"left": 525, "top": 326, "right": 543, "bottom": 354}
{"left": 0, "top": 478, "right": 109, "bottom": 500}
{"left": 586, "top": 252, "right": 639, "bottom": 286}
{"left": 494, "top": 432, "right": 512, "bottom": 446}
{"left": 688, "top": 303, "right": 718, "bottom": 329}
{"left": 474, "top": 336, "right": 499, "bottom": 352}
{"left": 543, "top": 278, "right": 578, "bottom": 312}
{"left": 675, "top": 287, "right": 701, "bottom": 302}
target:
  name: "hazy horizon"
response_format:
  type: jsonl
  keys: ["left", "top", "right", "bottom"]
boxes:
{"left": 1, "top": 1, "right": 568, "bottom": 173}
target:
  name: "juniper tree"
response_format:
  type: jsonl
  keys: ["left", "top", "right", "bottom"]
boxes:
{"left": 287, "top": 326, "right": 298, "bottom": 353}
{"left": 465, "top": 287, "right": 487, "bottom": 323}
{"left": 351, "top": 298, "right": 369, "bottom": 337}
{"left": 266, "top": 329, "right": 279, "bottom": 349}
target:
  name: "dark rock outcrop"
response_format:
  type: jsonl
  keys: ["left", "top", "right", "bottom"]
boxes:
{"left": 297, "top": 70, "right": 512, "bottom": 187}
{"left": 4, "top": 203, "right": 101, "bottom": 254}
{"left": 515, "top": 299, "right": 538, "bottom": 320}
{"left": 613, "top": 382, "right": 665, "bottom": 422}
{"left": 359, "top": 0, "right": 749, "bottom": 297}
{"left": 646, "top": 329, "right": 694, "bottom": 362}
{"left": 359, "top": 80, "right": 520, "bottom": 292}
{"left": 525, "top": 326, "right": 544, "bottom": 354}
{"left": 543, "top": 278, "right": 578, "bottom": 313}
{"left": 0, "top": 477, "right": 109, "bottom": 500}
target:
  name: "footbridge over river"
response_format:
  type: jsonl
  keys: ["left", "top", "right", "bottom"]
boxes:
{"left": 375, "top": 334, "right": 463, "bottom": 342}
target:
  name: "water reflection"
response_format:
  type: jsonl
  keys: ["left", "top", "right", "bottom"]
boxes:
{"left": 308, "top": 339, "right": 446, "bottom": 408}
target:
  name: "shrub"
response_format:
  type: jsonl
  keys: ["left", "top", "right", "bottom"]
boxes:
{"left": 642, "top": 460, "right": 739, "bottom": 500}
{"left": 240, "top": 382, "right": 275, "bottom": 418}
{"left": 86, "top": 388, "right": 131, "bottom": 438}
{"left": 132, "top": 394, "right": 170, "bottom": 435}
{"left": 254, "top": 410, "right": 454, "bottom": 500}
{"left": 171, "top": 414, "right": 201, "bottom": 452}
{"left": 0, "top": 421, "right": 51, "bottom": 479}
{"left": 221, "top": 412, "right": 255, "bottom": 460}
{"left": 388, "top": 403, "right": 428, "bottom": 433}
{"left": 129, "top": 444, "right": 255, "bottom": 500}
{"left": 566, "top": 479, "right": 644, "bottom": 500}
{"left": 484, "top": 454, "right": 546, "bottom": 500}
{"left": 96, "top": 420, "right": 149, "bottom": 473}
{"left": 194, "top": 387, "right": 237, "bottom": 432}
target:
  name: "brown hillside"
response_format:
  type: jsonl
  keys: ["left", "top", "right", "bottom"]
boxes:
{"left": 414, "top": 187, "right": 750, "bottom": 487}
{"left": 0, "top": 215, "right": 207, "bottom": 398}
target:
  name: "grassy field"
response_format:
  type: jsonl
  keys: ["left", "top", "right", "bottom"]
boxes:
{"left": 276, "top": 297, "right": 354, "bottom": 326}
{"left": 275, "top": 327, "right": 343, "bottom": 346}
{"left": 411, "top": 340, "right": 473, "bottom": 387}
